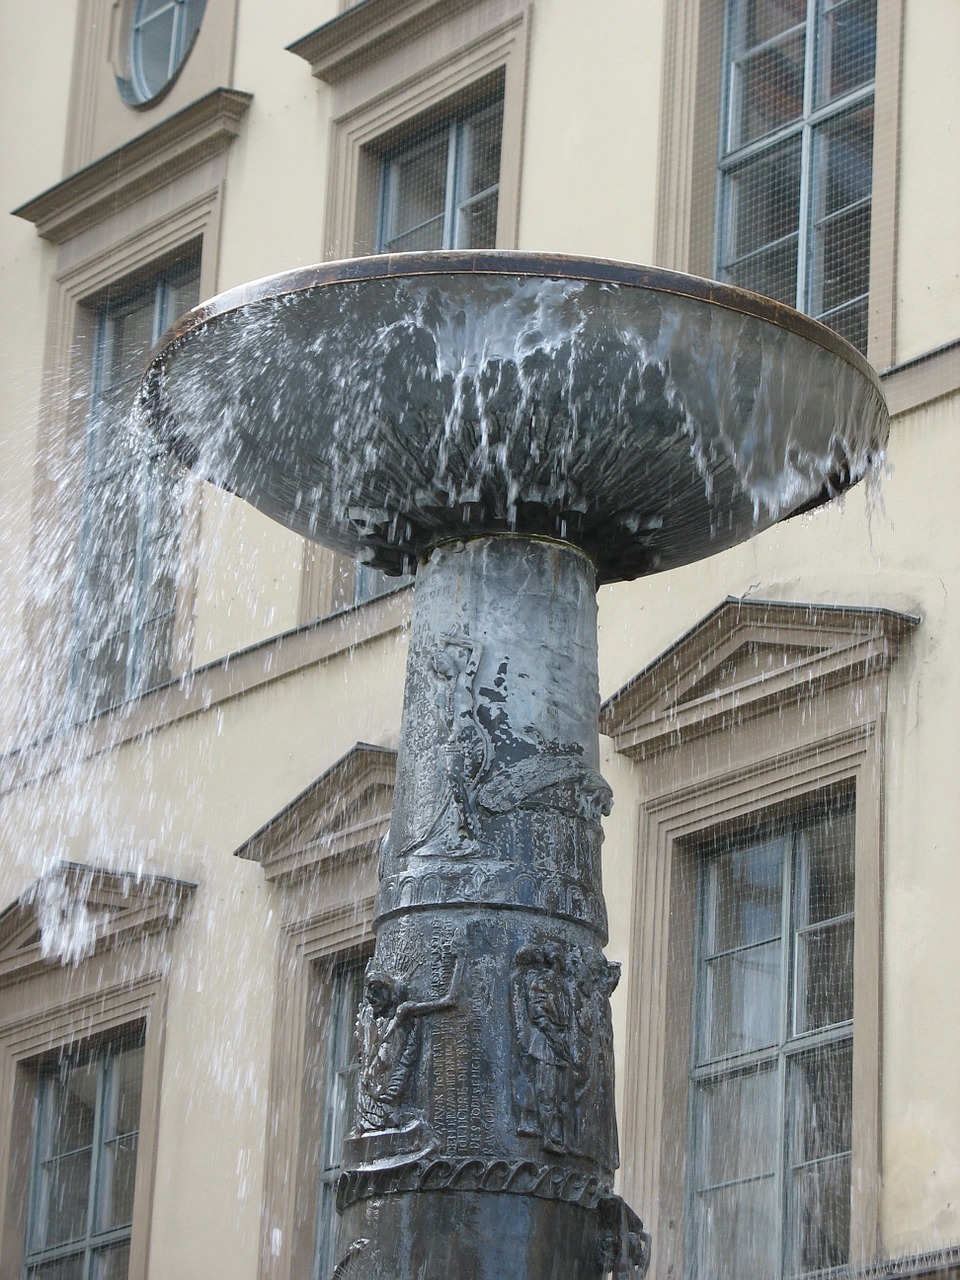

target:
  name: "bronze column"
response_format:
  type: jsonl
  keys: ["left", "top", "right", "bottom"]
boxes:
{"left": 334, "top": 535, "right": 648, "bottom": 1280}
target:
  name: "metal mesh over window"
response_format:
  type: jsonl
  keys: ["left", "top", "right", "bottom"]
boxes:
{"left": 23, "top": 1033, "right": 145, "bottom": 1280}
{"left": 718, "top": 0, "right": 877, "bottom": 351}
{"left": 688, "top": 790, "right": 855, "bottom": 1279}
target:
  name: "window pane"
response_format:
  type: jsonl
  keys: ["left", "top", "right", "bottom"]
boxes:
{"left": 791, "top": 1042, "right": 853, "bottom": 1164}
{"left": 165, "top": 264, "right": 202, "bottom": 327}
{"left": 790, "top": 1154, "right": 852, "bottom": 1272}
{"left": 456, "top": 189, "right": 498, "bottom": 250}
{"left": 35, "top": 1150, "right": 92, "bottom": 1248}
{"left": 697, "top": 1065, "right": 778, "bottom": 1185}
{"left": 708, "top": 836, "right": 783, "bottom": 951}
{"left": 93, "top": 1242, "right": 131, "bottom": 1280}
{"left": 383, "top": 131, "right": 450, "bottom": 249}
{"left": 97, "top": 1043, "right": 144, "bottom": 1231}
{"left": 98, "top": 1134, "right": 139, "bottom": 1231}
{"left": 458, "top": 98, "right": 503, "bottom": 202}
{"left": 722, "top": 138, "right": 802, "bottom": 263}
{"left": 694, "top": 1176, "right": 779, "bottom": 1280}
{"left": 798, "top": 800, "right": 855, "bottom": 925}
{"left": 731, "top": 0, "right": 805, "bottom": 52}
{"left": 103, "top": 294, "right": 157, "bottom": 391}
{"left": 135, "top": 7, "right": 178, "bottom": 98}
{"left": 703, "top": 940, "right": 782, "bottom": 1059}
{"left": 819, "top": 296, "right": 868, "bottom": 352}
{"left": 41, "top": 1063, "right": 98, "bottom": 1157}
{"left": 816, "top": 0, "right": 877, "bottom": 107}
{"left": 137, "top": 0, "right": 173, "bottom": 19}
{"left": 730, "top": 28, "right": 806, "bottom": 148}
{"left": 136, "top": 611, "right": 177, "bottom": 692}
{"left": 797, "top": 916, "right": 854, "bottom": 1031}
{"left": 810, "top": 156, "right": 872, "bottom": 318}
{"left": 726, "top": 239, "right": 799, "bottom": 305}
{"left": 813, "top": 103, "right": 874, "bottom": 218}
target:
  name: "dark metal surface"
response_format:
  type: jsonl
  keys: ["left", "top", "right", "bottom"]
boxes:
{"left": 140, "top": 251, "right": 888, "bottom": 584}
{"left": 334, "top": 537, "right": 648, "bottom": 1278}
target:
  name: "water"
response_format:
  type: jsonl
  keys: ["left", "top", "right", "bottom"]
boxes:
{"left": 144, "top": 263, "right": 888, "bottom": 585}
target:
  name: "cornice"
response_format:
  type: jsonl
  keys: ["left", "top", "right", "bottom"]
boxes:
{"left": 287, "top": 0, "right": 507, "bottom": 83}
{"left": 235, "top": 742, "right": 397, "bottom": 885}
{"left": 12, "top": 88, "right": 253, "bottom": 244}
{"left": 0, "top": 862, "right": 196, "bottom": 988}
{"left": 600, "top": 597, "right": 920, "bottom": 759}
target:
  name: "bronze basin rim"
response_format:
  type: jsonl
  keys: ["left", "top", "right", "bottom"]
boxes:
{"left": 145, "top": 249, "right": 885, "bottom": 400}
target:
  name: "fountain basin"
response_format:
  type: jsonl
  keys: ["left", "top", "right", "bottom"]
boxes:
{"left": 141, "top": 251, "right": 887, "bottom": 583}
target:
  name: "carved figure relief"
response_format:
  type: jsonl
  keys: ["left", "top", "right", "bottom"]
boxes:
{"left": 401, "top": 637, "right": 612, "bottom": 869}
{"left": 511, "top": 942, "right": 576, "bottom": 1154}
{"left": 353, "top": 943, "right": 465, "bottom": 1139}
{"left": 510, "top": 939, "right": 620, "bottom": 1168}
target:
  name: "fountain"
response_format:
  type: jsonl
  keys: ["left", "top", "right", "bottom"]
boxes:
{"left": 140, "top": 250, "right": 888, "bottom": 1280}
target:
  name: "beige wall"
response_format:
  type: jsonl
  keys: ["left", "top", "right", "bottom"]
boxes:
{"left": 519, "top": 0, "right": 664, "bottom": 262}
{"left": 895, "top": 2, "right": 960, "bottom": 364}
{"left": 0, "top": 0, "right": 79, "bottom": 752}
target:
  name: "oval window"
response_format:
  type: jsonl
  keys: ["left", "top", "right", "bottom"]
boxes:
{"left": 122, "top": 0, "right": 207, "bottom": 105}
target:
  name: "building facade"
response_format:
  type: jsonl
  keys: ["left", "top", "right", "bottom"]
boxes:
{"left": 0, "top": 1, "right": 958, "bottom": 1277}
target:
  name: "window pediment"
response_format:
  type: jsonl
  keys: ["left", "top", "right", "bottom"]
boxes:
{"left": 235, "top": 742, "right": 396, "bottom": 885}
{"left": 0, "top": 862, "right": 196, "bottom": 987}
{"left": 288, "top": 0, "right": 508, "bottom": 85}
{"left": 13, "top": 88, "right": 252, "bottom": 244}
{"left": 600, "top": 597, "right": 919, "bottom": 758}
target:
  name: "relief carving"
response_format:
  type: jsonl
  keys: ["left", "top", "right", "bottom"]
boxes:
{"left": 511, "top": 939, "right": 620, "bottom": 1167}
{"left": 511, "top": 941, "right": 576, "bottom": 1154}
{"left": 350, "top": 936, "right": 465, "bottom": 1155}
{"left": 400, "top": 636, "right": 612, "bottom": 868}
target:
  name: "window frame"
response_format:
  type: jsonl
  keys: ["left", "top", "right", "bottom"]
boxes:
{"left": 0, "top": 864, "right": 192, "bottom": 1280}
{"left": 600, "top": 598, "right": 917, "bottom": 1280}
{"left": 69, "top": 250, "right": 201, "bottom": 719}
{"left": 117, "top": 0, "right": 210, "bottom": 108}
{"left": 714, "top": 0, "right": 877, "bottom": 352}
{"left": 685, "top": 786, "right": 857, "bottom": 1278}
{"left": 19, "top": 181, "right": 221, "bottom": 735}
{"left": 235, "top": 743, "right": 393, "bottom": 1280}
{"left": 654, "top": 0, "right": 903, "bottom": 371}
{"left": 22, "top": 1028, "right": 147, "bottom": 1280}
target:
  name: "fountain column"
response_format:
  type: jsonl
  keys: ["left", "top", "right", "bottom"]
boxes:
{"left": 335, "top": 534, "right": 647, "bottom": 1279}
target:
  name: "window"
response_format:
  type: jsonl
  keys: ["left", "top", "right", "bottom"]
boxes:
{"left": 716, "top": 0, "right": 877, "bottom": 351}
{"left": 234, "top": 743, "right": 391, "bottom": 1280}
{"left": 123, "top": 0, "right": 208, "bottom": 105}
{"left": 687, "top": 791, "right": 855, "bottom": 1279}
{"left": 599, "top": 598, "right": 917, "bottom": 1279}
{"left": 22, "top": 1031, "right": 145, "bottom": 1280}
{"left": 313, "top": 958, "right": 367, "bottom": 1280}
{"left": 375, "top": 93, "right": 504, "bottom": 253}
{"left": 70, "top": 253, "right": 200, "bottom": 716}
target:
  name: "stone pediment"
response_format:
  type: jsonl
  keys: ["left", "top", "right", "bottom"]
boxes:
{"left": 0, "top": 863, "right": 196, "bottom": 988}
{"left": 235, "top": 743, "right": 397, "bottom": 885}
{"left": 600, "top": 597, "right": 919, "bottom": 758}
{"left": 12, "top": 88, "right": 252, "bottom": 244}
